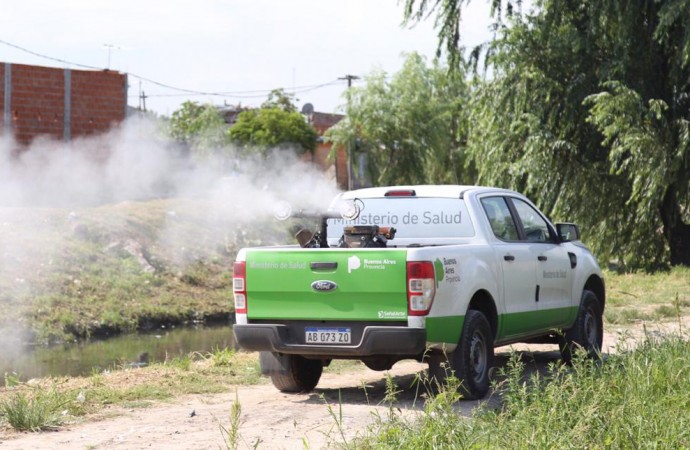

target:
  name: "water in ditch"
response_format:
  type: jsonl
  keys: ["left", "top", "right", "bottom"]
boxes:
{"left": 1, "top": 325, "right": 236, "bottom": 381}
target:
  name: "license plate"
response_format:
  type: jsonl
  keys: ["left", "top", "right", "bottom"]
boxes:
{"left": 305, "top": 327, "right": 351, "bottom": 344}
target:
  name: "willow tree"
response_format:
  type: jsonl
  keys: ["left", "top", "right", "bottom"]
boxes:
{"left": 327, "top": 52, "right": 472, "bottom": 186}
{"left": 405, "top": 0, "right": 690, "bottom": 268}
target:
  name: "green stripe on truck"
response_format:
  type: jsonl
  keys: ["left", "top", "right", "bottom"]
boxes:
{"left": 499, "top": 307, "right": 578, "bottom": 337}
{"left": 426, "top": 315, "right": 465, "bottom": 344}
{"left": 425, "top": 306, "right": 578, "bottom": 345}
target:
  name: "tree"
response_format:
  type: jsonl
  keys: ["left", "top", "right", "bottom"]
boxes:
{"left": 167, "top": 101, "right": 228, "bottom": 157}
{"left": 228, "top": 89, "right": 317, "bottom": 156}
{"left": 406, "top": 0, "right": 690, "bottom": 268}
{"left": 261, "top": 88, "right": 298, "bottom": 113}
{"left": 327, "top": 53, "right": 473, "bottom": 186}
{"left": 403, "top": 0, "right": 520, "bottom": 67}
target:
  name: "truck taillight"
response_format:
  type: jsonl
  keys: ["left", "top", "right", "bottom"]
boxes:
{"left": 407, "top": 261, "right": 436, "bottom": 316}
{"left": 233, "top": 261, "right": 247, "bottom": 314}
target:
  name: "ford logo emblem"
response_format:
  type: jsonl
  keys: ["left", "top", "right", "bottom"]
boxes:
{"left": 311, "top": 280, "right": 337, "bottom": 292}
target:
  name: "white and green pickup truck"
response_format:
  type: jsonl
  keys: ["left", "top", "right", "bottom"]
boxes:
{"left": 232, "top": 185, "right": 605, "bottom": 399}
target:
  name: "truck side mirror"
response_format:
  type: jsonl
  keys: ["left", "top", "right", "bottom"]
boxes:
{"left": 556, "top": 223, "right": 580, "bottom": 242}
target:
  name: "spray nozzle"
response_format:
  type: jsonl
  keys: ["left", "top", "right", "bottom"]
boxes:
{"left": 273, "top": 198, "right": 362, "bottom": 222}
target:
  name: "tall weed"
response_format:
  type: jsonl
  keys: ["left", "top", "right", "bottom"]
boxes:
{"left": 355, "top": 334, "right": 690, "bottom": 448}
{"left": 0, "top": 387, "right": 70, "bottom": 431}
{"left": 220, "top": 391, "right": 243, "bottom": 449}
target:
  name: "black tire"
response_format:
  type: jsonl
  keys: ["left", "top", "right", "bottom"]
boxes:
{"left": 426, "top": 311, "right": 494, "bottom": 399}
{"left": 450, "top": 310, "right": 494, "bottom": 400}
{"left": 268, "top": 355, "right": 323, "bottom": 393}
{"left": 559, "top": 290, "right": 603, "bottom": 363}
{"left": 428, "top": 310, "right": 494, "bottom": 400}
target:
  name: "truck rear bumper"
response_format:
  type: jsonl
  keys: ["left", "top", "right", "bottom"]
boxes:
{"left": 233, "top": 324, "right": 426, "bottom": 357}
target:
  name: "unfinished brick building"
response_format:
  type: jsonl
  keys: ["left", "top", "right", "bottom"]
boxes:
{"left": 302, "top": 110, "right": 349, "bottom": 190}
{"left": 0, "top": 62, "right": 128, "bottom": 145}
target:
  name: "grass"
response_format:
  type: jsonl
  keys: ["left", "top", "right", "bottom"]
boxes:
{"left": 604, "top": 267, "right": 690, "bottom": 324}
{"left": 220, "top": 391, "right": 242, "bottom": 450}
{"left": 325, "top": 359, "right": 366, "bottom": 374}
{"left": 0, "top": 387, "right": 71, "bottom": 431}
{"left": 0, "top": 349, "right": 398, "bottom": 434}
{"left": 0, "top": 348, "right": 263, "bottom": 432}
{"left": 353, "top": 333, "right": 690, "bottom": 448}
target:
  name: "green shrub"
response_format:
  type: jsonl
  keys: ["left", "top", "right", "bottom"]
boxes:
{"left": 605, "top": 307, "right": 652, "bottom": 324}
{"left": 0, "top": 388, "right": 69, "bottom": 431}
{"left": 654, "top": 304, "right": 678, "bottom": 320}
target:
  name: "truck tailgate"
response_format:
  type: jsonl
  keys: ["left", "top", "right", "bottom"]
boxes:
{"left": 245, "top": 249, "right": 407, "bottom": 322}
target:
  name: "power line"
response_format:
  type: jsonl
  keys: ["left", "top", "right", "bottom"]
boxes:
{"left": 0, "top": 38, "right": 347, "bottom": 100}
{"left": 140, "top": 79, "right": 343, "bottom": 99}
{"left": 0, "top": 38, "right": 102, "bottom": 70}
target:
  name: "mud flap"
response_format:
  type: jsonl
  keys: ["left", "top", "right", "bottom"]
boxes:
{"left": 259, "top": 351, "right": 290, "bottom": 376}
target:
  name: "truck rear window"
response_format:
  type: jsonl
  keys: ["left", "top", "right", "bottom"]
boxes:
{"left": 327, "top": 197, "right": 474, "bottom": 243}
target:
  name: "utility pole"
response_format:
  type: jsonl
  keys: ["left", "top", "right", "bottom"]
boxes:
{"left": 339, "top": 74, "right": 359, "bottom": 190}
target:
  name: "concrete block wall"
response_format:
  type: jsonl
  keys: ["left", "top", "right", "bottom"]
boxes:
{"left": 0, "top": 62, "right": 127, "bottom": 145}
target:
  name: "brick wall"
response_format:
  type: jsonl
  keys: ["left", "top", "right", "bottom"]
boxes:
{"left": 71, "top": 69, "right": 127, "bottom": 138}
{"left": 0, "top": 62, "right": 127, "bottom": 145}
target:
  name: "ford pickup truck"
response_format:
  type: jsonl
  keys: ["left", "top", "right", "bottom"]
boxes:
{"left": 232, "top": 185, "right": 605, "bottom": 399}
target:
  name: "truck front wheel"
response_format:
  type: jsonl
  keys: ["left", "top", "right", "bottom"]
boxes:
{"left": 263, "top": 353, "right": 323, "bottom": 393}
{"left": 559, "top": 290, "right": 603, "bottom": 362}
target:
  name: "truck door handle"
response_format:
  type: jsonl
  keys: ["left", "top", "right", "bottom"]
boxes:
{"left": 310, "top": 262, "right": 338, "bottom": 270}
{"left": 537, "top": 255, "right": 547, "bottom": 261}
{"left": 504, "top": 254, "right": 515, "bottom": 262}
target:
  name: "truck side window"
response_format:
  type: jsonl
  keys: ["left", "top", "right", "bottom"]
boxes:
{"left": 511, "top": 198, "right": 553, "bottom": 243}
{"left": 481, "top": 197, "right": 519, "bottom": 241}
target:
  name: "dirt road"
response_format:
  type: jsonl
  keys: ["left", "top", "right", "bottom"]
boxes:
{"left": 0, "top": 322, "right": 679, "bottom": 449}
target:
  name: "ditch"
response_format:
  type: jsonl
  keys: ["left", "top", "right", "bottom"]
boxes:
{"left": 1, "top": 325, "right": 236, "bottom": 381}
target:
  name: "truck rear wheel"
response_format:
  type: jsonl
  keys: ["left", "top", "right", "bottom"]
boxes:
{"left": 428, "top": 310, "right": 494, "bottom": 400}
{"left": 559, "top": 290, "right": 603, "bottom": 363}
{"left": 265, "top": 354, "right": 323, "bottom": 393}
{"left": 451, "top": 310, "right": 494, "bottom": 399}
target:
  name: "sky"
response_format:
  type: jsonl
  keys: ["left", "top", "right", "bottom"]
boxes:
{"left": 0, "top": 1, "right": 494, "bottom": 116}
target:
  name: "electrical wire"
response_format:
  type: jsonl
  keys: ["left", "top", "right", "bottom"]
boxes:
{"left": 0, "top": 38, "right": 103, "bottom": 70}
{"left": 0, "top": 38, "right": 351, "bottom": 100}
{"left": 141, "top": 80, "right": 343, "bottom": 99}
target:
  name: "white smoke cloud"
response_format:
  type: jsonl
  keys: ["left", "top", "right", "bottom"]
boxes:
{"left": 0, "top": 115, "right": 342, "bottom": 350}
{"left": 0, "top": 114, "right": 340, "bottom": 220}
